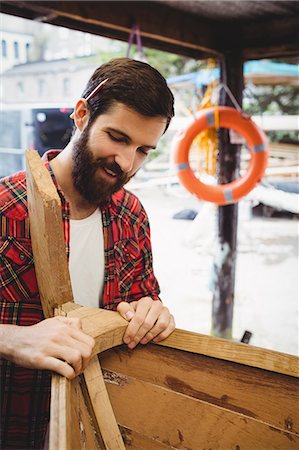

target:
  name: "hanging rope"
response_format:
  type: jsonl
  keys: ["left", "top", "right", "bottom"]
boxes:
{"left": 126, "top": 24, "right": 147, "bottom": 62}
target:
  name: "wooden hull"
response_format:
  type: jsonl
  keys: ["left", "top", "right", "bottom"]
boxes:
{"left": 25, "top": 149, "right": 299, "bottom": 449}
{"left": 49, "top": 303, "right": 299, "bottom": 450}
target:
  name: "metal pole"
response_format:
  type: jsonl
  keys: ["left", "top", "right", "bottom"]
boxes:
{"left": 211, "top": 52, "right": 244, "bottom": 338}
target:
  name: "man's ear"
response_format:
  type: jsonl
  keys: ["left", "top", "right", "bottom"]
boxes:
{"left": 73, "top": 98, "right": 90, "bottom": 131}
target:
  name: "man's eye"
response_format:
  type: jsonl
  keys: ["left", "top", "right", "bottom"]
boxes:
{"left": 138, "top": 147, "right": 150, "bottom": 156}
{"left": 108, "top": 133, "right": 125, "bottom": 143}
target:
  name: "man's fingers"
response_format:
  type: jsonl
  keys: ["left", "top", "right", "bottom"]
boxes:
{"left": 68, "top": 327, "right": 95, "bottom": 349}
{"left": 127, "top": 301, "right": 165, "bottom": 346}
{"left": 37, "top": 317, "right": 95, "bottom": 376}
{"left": 123, "top": 298, "right": 155, "bottom": 345}
{"left": 117, "top": 301, "right": 135, "bottom": 321}
{"left": 45, "top": 356, "right": 76, "bottom": 380}
{"left": 148, "top": 314, "right": 176, "bottom": 344}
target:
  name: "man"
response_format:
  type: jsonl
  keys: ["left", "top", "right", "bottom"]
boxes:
{"left": 0, "top": 58, "right": 175, "bottom": 449}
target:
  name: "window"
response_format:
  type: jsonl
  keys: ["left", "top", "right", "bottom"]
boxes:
{"left": 2, "top": 40, "right": 7, "bottom": 58}
{"left": 25, "top": 42, "right": 31, "bottom": 61}
{"left": 14, "top": 41, "right": 19, "bottom": 59}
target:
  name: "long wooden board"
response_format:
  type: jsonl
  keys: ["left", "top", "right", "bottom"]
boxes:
{"left": 26, "top": 149, "right": 74, "bottom": 317}
{"left": 84, "top": 356, "right": 125, "bottom": 450}
{"left": 26, "top": 150, "right": 124, "bottom": 449}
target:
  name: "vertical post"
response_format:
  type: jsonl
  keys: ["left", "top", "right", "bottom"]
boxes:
{"left": 211, "top": 52, "right": 244, "bottom": 338}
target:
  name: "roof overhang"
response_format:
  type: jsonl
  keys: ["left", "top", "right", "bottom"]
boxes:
{"left": 1, "top": 1, "right": 298, "bottom": 60}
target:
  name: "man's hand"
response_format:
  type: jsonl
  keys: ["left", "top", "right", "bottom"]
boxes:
{"left": 117, "top": 297, "right": 175, "bottom": 349}
{"left": 0, "top": 317, "right": 95, "bottom": 379}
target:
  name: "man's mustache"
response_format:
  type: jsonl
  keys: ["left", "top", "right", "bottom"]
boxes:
{"left": 96, "top": 159, "right": 127, "bottom": 181}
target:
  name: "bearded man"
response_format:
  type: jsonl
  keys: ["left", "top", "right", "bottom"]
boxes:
{"left": 0, "top": 58, "right": 175, "bottom": 449}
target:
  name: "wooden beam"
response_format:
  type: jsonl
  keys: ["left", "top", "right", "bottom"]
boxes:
{"left": 84, "top": 356, "right": 125, "bottom": 450}
{"left": 225, "top": 16, "right": 299, "bottom": 60}
{"left": 2, "top": 1, "right": 298, "bottom": 59}
{"left": 25, "top": 149, "right": 73, "bottom": 318}
{"left": 0, "top": 0, "right": 221, "bottom": 59}
{"left": 211, "top": 53, "right": 244, "bottom": 339}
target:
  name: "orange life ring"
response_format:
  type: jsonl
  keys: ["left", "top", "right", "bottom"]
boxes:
{"left": 174, "top": 106, "right": 268, "bottom": 205}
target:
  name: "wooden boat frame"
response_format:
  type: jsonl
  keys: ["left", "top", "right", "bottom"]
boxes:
{"left": 25, "top": 150, "right": 299, "bottom": 450}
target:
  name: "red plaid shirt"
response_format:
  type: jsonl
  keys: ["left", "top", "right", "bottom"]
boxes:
{"left": 0, "top": 150, "right": 160, "bottom": 449}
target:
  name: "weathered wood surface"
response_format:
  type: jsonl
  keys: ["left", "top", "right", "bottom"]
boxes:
{"left": 58, "top": 303, "right": 299, "bottom": 448}
{"left": 101, "top": 345, "right": 299, "bottom": 436}
{"left": 103, "top": 369, "right": 299, "bottom": 449}
{"left": 49, "top": 375, "right": 102, "bottom": 450}
{"left": 25, "top": 149, "right": 73, "bottom": 317}
{"left": 61, "top": 302, "right": 299, "bottom": 378}
{"left": 26, "top": 150, "right": 299, "bottom": 449}
{"left": 54, "top": 304, "right": 299, "bottom": 449}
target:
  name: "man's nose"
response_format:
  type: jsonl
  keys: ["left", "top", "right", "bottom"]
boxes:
{"left": 115, "top": 146, "right": 136, "bottom": 173}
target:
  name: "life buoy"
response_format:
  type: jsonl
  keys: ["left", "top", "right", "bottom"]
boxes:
{"left": 174, "top": 106, "right": 268, "bottom": 205}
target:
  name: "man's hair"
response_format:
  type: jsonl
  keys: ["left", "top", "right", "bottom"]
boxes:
{"left": 81, "top": 58, "right": 174, "bottom": 132}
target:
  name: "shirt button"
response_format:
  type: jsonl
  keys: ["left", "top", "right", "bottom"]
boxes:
{"left": 19, "top": 253, "right": 25, "bottom": 260}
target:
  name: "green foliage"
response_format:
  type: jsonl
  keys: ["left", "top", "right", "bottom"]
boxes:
{"left": 244, "top": 83, "right": 299, "bottom": 143}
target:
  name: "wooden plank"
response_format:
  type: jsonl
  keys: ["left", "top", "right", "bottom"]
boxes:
{"left": 25, "top": 151, "right": 123, "bottom": 449}
{"left": 100, "top": 345, "right": 299, "bottom": 435}
{"left": 158, "top": 328, "right": 299, "bottom": 379}
{"left": 64, "top": 304, "right": 299, "bottom": 378}
{"left": 49, "top": 375, "right": 102, "bottom": 450}
{"left": 84, "top": 356, "right": 125, "bottom": 450}
{"left": 103, "top": 372, "right": 299, "bottom": 449}
{"left": 49, "top": 376, "right": 80, "bottom": 450}
{"left": 25, "top": 149, "right": 73, "bottom": 318}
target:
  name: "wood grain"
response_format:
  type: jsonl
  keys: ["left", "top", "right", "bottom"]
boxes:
{"left": 84, "top": 356, "right": 125, "bottom": 450}
{"left": 63, "top": 303, "right": 299, "bottom": 378}
{"left": 119, "top": 426, "right": 174, "bottom": 450}
{"left": 49, "top": 375, "right": 101, "bottom": 450}
{"left": 26, "top": 149, "right": 73, "bottom": 318}
{"left": 100, "top": 344, "right": 299, "bottom": 435}
{"left": 159, "top": 328, "right": 299, "bottom": 378}
{"left": 104, "top": 371, "right": 299, "bottom": 449}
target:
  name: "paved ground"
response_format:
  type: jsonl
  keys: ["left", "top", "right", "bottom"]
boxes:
{"left": 129, "top": 183, "right": 298, "bottom": 357}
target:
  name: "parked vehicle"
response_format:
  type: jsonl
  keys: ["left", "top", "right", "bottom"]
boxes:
{"left": 0, "top": 103, "right": 73, "bottom": 177}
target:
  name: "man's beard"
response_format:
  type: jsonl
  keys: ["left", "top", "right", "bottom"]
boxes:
{"left": 71, "top": 127, "right": 130, "bottom": 207}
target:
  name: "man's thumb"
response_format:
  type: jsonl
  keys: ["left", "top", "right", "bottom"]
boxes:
{"left": 117, "top": 302, "right": 135, "bottom": 321}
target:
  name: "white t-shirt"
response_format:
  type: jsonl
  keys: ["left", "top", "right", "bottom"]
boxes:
{"left": 69, "top": 208, "right": 104, "bottom": 308}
